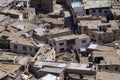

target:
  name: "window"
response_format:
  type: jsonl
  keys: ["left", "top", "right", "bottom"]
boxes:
{"left": 98, "top": 9, "right": 102, "bottom": 13}
{"left": 82, "top": 40, "right": 86, "bottom": 43}
{"left": 104, "top": 11, "right": 108, "bottom": 13}
{"left": 107, "top": 25, "right": 111, "bottom": 28}
{"left": 30, "top": 47, "right": 32, "bottom": 51}
{"left": 99, "top": 26, "right": 102, "bottom": 31}
{"left": 23, "top": 46, "right": 27, "bottom": 51}
{"left": 59, "top": 42, "right": 64, "bottom": 46}
{"left": 14, "top": 45, "right": 17, "bottom": 49}
{"left": 115, "top": 67, "right": 118, "bottom": 71}
{"left": 67, "top": 39, "right": 75, "bottom": 46}
{"left": 105, "top": 66, "right": 108, "bottom": 70}
{"left": 84, "top": 27, "right": 87, "bottom": 32}
{"left": 60, "top": 48, "right": 64, "bottom": 51}
{"left": 92, "top": 9, "right": 96, "bottom": 13}
{"left": 91, "top": 39, "right": 96, "bottom": 42}
{"left": 54, "top": 42, "right": 56, "bottom": 45}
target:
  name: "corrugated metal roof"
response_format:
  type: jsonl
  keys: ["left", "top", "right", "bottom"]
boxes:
{"left": 34, "top": 61, "right": 67, "bottom": 68}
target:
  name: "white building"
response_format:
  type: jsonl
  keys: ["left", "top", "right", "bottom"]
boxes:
{"left": 9, "top": 37, "right": 38, "bottom": 56}
{"left": 48, "top": 34, "right": 90, "bottom": 52}
{"left": 71, "top": 2, "right": 86, "bottom": 16}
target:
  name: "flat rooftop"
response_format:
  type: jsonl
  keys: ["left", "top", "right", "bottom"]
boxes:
{"left": 0, "top": 51, "right": 30, "bottom": 65}
{"left": 47, "top": 28, "right": 70, "bottom": 35}
{"left": 83, "top": 0, "right": 110, "bottom": 9}
{"left": 79, "top": 20, "right": 101, "bottom": 29}
{"left": 41, "top": 17, "right": 64, "bottom": 25}
{"left": 1, "top": 8, "right": 21, "bottom": 15}
{"left": 0, "top": 63, "right": 21, "bottom": 73}
{"left": 52, "top": 34, "right": 89, "bottom": 42}
{"left": 91, "top": 30, "right": 113, "bottom": 34}
{"left": 93, "top": 45, "right": 117, "bottom": 56}
{"left": 0, "top": 52, "right": 17, "bottom": 61}
{"left": 96, "top": 71, "right": 120, "bottom": 80}
{"left": 0, "top": 20, "right": 38, "bottom": 46}
{"left": 1, "top": 8, "right": 35, "bottom": 17}
{"left": 77, "top": 15, "right": 101, "bottom": 20}
{"left": 66, "top": 63, "right": 94, "bottom": 71}
{"left": 64, "top": 11, "right": 71, "bottom": 17}
{"left": 52, "top": 4, "right": 62, "bottom": 14}
{"left": 92, "top": 45, "right": 120, "bottom": 65}
{"left": 0, "top": 30, "right": 36, "bottom": 46}
{"left": 33, "top": 61, "right": 95, "bottom": 72}
{"left": 34, "top": 61, "right": 67, "bottom": 69}
{"left": 9, "top": 20, "right": 37, "bottom": 32}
